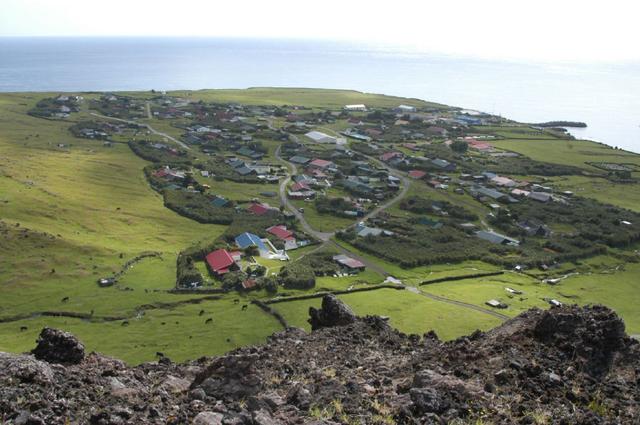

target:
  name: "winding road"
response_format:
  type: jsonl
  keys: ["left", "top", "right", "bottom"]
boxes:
{"left": 90, "top": 112, "right": 191, "bottom": 150}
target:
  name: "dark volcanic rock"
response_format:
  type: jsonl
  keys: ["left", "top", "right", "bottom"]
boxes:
{"left": 533, "top": 304, "right": 627, "bottom": 376}
{"left": 31, "top": 327, "right": 85, "bottom": 364}
{"left": 0, "top": 305, "right": 637, "bottom": 424}
{"left": 308, "top": 294, "right": 356, "bottom": 330}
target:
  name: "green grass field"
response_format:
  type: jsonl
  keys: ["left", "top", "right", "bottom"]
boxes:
{"left": 272, "top": 288, "right": 503, "bottom": 339}
{"left": 491, "top": 137, "right": 640, "bottom": 172}
{"left": 164, "top": 87, "right": 445, "bottom": 109}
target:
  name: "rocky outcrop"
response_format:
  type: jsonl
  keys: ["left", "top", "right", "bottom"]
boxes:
{"left": 31, "top": 327, "right": 85, "bottom": 364}
{"left": 0, "top": 303, "right": 638, "bottom": 424}
{"left": 308, "top": 294, "right": 356, "bottom": 330}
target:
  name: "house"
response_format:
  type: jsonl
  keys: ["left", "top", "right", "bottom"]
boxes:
{"left": 290, "top": 181, "right": 310, "bottom": 192}
{"left": 211, "top": 196, "right": 229, "bottom": 208}
{"left": 491, "top": 176, "right": 517, "bottom": 187}
{"left": 395, "top": 104, "right": 417, "bottom": 113}
{"left": 517, "top": 219, "right": 551, "bottom": 237}
{"left": 431, "top": 158, "right": 456, "bottom": 172}
{"left": 247, "top": 202, "right": 275, "bottom": 216}
{"left": 305, "top": 131, "right": 338, "bottom": 144}
{"left": 242, "top": 279, "right": 258, "bottom": 290}
{"left": 528, "top": 192, "right": 552, "bottom": 203}
{"left": 287, "top": 190, "right": 316, "bottom": 200}
{"left": 476, "top": 230, "right": 520, "bottom": 246}
{"left": 364, "top": 128, "right": 383, "bottom": 138}
{"left": 355, "top": 223, "right": 384, "bottom": 238}
{"left": 344, "top": 104, "right": 367, "bottom": 111}
{"left": 428, "top": 180, "right": 444, "bottom": 189}
{"left": 289, "top": 155, "right": 311, "bottom": 165}
{"left": 267, "top": 225, "right": 295, "bottom": 241}
{"left": 472, "top": 186, "right": 508, "bottom": 202}
{"left": 417, "top": 217, "right": 443, "bottom": 229}
{"left": 424, "top": 126, "right": 447, "bottom": 137}
{"left": 486, "top": 299, "right": 508, "bottom": 309}
{"left": 511, "top": 188, "right": 530, "bottom": 198}
{"left": 308, "top": 158, "right": 335, "bottom": 171}
{"left": 235, "top": 165, "right": 256, "bottom": 176}
{"left": 205, "top": 249, "right": 238, "bottom": 277}
{"left": 380, "top": 151, "right": 403, "bottom": 162}
{"left": 333, "top": 254, "right": 366, "bottom": 272}
{"left": 235, "top": 232, "right": 269, "bottom": 255}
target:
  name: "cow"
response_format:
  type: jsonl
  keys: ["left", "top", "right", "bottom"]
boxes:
{"left": 205, "top": 318, "right": 213, "bottom": 324}
{"left": 199, "top": 309, "right": 205, "bottom": 316}
{"left": 233, "top": 299, "right": 240, "bottom": 304}
{"left": 156, "top": 352, "right": 165, "bottom": 358}
{"left": 61, "top": 296, "right": 69, "bottom": 303}
{"left": 121, "top": 321, "right": 129, "bottom": 327}
{"left": 241, "top": 304, "right": 248, "bottom": 311}
{"left": 19, "top": 326, "right": 28, "bottom": 332}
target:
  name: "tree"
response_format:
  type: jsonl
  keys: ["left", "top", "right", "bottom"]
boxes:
{"left": 450, "top": 140, "right": 468, "bottom": 153}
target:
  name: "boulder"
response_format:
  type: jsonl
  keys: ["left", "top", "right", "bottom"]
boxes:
{"left": 192, "top": 411, "right": 223, "bottom": 425}
{"left": 308, "top": 295, "right": 356, "bottom": 330}
{"left": 31, "top": 328, "right": 85, "bottom": 364}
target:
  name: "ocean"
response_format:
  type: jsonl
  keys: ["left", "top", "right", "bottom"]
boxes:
{"left": 1, "top": 37, "right": 639, "bottom": 153}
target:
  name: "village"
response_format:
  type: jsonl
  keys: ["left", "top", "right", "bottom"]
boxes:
{"left": 46, "top": 91, "right": 639, "bottom": 311}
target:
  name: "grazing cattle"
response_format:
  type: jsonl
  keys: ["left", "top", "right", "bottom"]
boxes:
{"left": 205, "top": 318, "right": 213, "bottom": 324}
{"left": 233, "top": 299, "right": 240, "bottom": 304}
{"left": 199, "top": 310, "right": 205, "bottom": 316}
{"left": 121, "top": 321, "right": 129, "bottom": 327}
{"left": 61, "top": 297, "right": 69, "bottom": 303}
{"left": 241, "top": 304, "right": 248, "bottom": 311}
{"left": 19, "top": 326, "right": 28, "bottom": 332}
{"left": 226, "top": 338, "right": 231, "bottom": 342}
{"left": 161, "top": 322, "right": 166, "bottom": 325}
{"left": 156, "top": 352, "right": 165, "bottom": 358}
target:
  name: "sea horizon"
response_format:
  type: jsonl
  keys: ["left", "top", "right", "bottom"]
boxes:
{"left": 1, "top": 36, "right": 638, "bottom": 153}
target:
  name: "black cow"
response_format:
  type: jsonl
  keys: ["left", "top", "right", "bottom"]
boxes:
{"left": 199, "top": 310, "right": 205, "bottom": 316}
{"left": 241, "top": 304, "right": 248, "bottom": 311}
{"left": 205, "top": 318, "right": 213, "bottom": 324}
{"left": 19, "top": 326, "right": 28, "bottom": 332}
{"left": 61, "top": 296, "right": 69, "bottom": 303}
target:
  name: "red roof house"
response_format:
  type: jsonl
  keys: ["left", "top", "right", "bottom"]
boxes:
{"left": 290, "top": 181, "right": 310, "bottom": 192}
{"left": 205, "top": 249, "right": 237, "bottom": 276}
{"left": 247, "top": 202, "right": 273, "bottom": 216}
{"left": 408, "top": 170, "right": 427, "bottom": 179}
{"left": 380, "top": 151, "right": 403, "bottom": 162}
{"left": 267, "top": 225, "right": 295, "bottom": 241}
{"left": 308, "top": 159, "right": 334, "bottom": 170}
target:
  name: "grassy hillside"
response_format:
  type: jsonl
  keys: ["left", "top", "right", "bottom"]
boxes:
{"left": 165, "top": 87, "right": 445, "bottom": 109}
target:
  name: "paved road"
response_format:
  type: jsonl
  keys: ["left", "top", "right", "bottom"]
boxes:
{"left": 90, "top": 112, "right": 191, "bottom": 150}
{"left": 275, "top": 144, "right": 334, "bottom": 241}
{"left": 406, "top": 286, "right": 511, "bottom": 320}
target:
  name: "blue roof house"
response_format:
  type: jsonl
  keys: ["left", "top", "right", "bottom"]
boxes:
{"left": 235, "top": 232, "right": 269, "bottom": 254}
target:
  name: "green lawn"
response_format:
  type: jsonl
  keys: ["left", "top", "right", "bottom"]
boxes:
{"left": 291, "top": 199, "right": 356, "bottom": 232}
{"left": 491, "top": 138, "right": 640, "bottom": 172}
{"left": 548, "top": 175, "right": 640, "bottom": 212}
{"left": 0, "top": 296, "right": 282, "bottom": 364}
{"left": 273, "top": 288, "right": 503, "bottom": 339}
{"left": 164, "top": 87, "right": 445, "bottom": 110}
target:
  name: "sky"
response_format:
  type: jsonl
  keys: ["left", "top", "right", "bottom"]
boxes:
{"left": 1, "top": 0, "right": 639, "bottom": 62}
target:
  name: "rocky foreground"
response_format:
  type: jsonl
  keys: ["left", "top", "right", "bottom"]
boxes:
{"left": 1, "top": 297, "right": 639, "bottom": 425}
